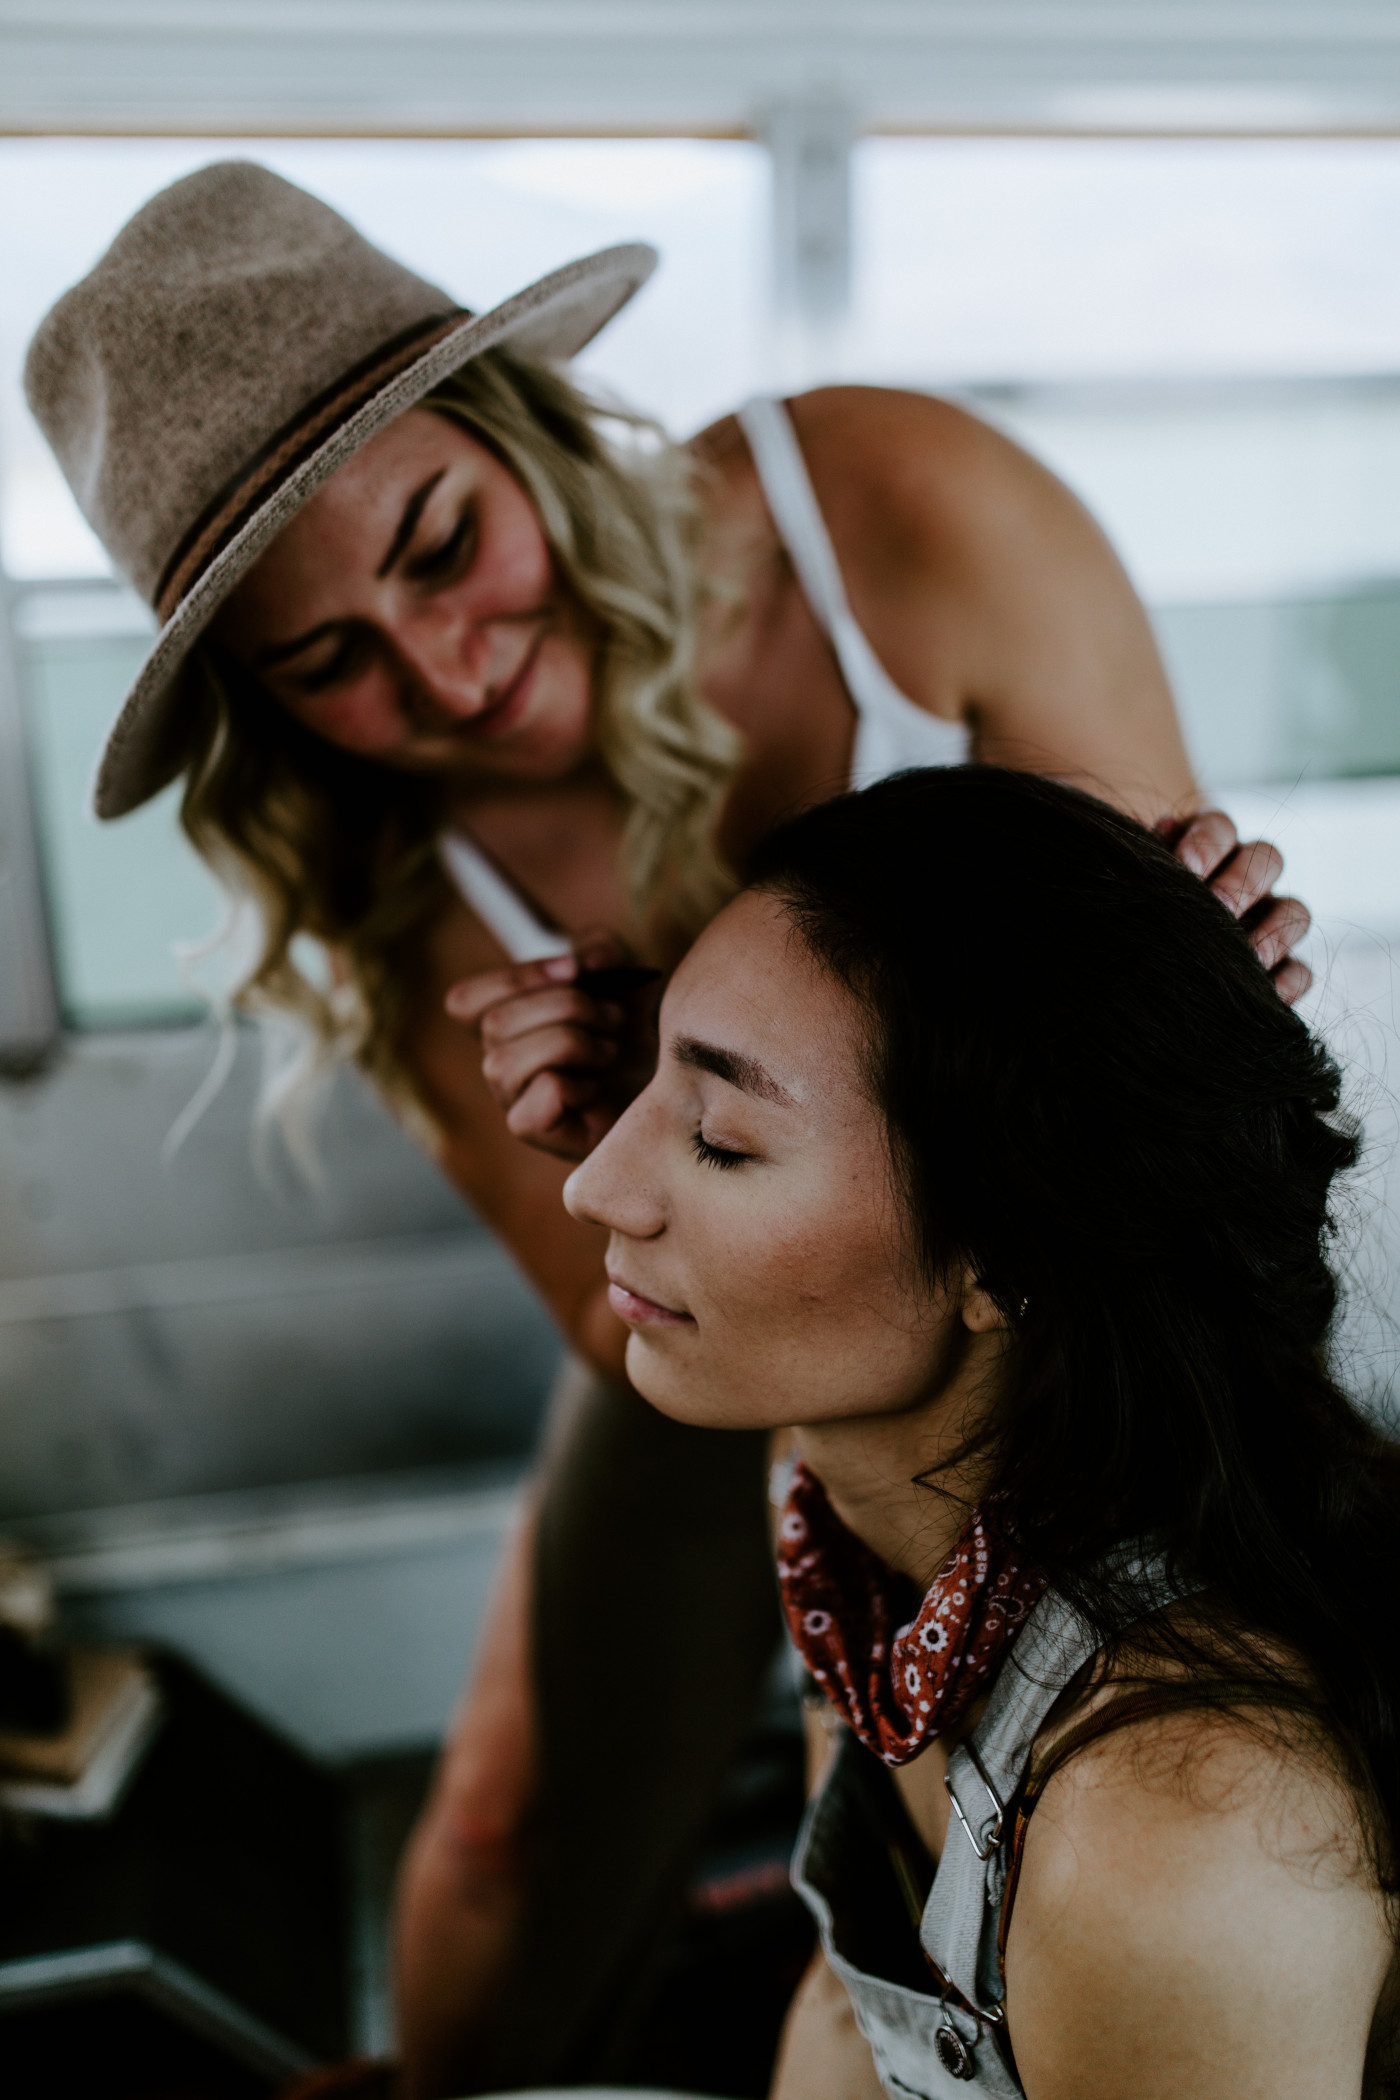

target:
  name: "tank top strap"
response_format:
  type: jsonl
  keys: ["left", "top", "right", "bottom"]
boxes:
{"left": 737, "top": 395, "right": 971, "bottom": 789}
{"left": 438, "top": 831, "right": 572, "bottom": 964}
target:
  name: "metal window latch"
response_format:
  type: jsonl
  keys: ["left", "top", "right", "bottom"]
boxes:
{"left": 944, "top": 1744, "right": 1006, "bottom": 1862}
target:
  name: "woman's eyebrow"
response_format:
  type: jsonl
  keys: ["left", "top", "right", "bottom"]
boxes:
{"left": 377, "top": 467, "right": 447, "bottom": 578}
{"left": 253, "top": 618, "right": 342, "bottom": 670}
{"left": 674, "top": 1035, "right": 793, "bottom": 1106}
{"left": 250, "top": 469, "right": 450, "bottom": 668}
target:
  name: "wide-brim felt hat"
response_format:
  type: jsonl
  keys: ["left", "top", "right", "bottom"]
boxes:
{"left": 24, "top": 160, "right": 657, "bottom": 819}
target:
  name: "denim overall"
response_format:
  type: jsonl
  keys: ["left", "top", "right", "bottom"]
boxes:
{"left": 792, "top": 1584, "right": 1151, "bottom": 2100}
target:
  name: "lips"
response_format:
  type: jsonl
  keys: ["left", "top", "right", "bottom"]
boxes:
{"left": 606, "top": 1273, "right": 693, "bottom": 1328}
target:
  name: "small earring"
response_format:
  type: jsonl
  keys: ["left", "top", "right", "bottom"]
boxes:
{"left": 1018, "top": 1296, "right": 1030, "bottom": 1319}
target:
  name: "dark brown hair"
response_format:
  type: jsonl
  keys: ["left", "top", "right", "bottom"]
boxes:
{"left": 752, "top": 765, "right": 1398, "bottom": 1893}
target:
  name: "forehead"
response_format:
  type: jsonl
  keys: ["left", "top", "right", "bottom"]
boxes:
{"left": 309, "top": 406, "right": 494, "bottom": 510}
{"left": 662, "top": 890, "right": 869, "bottom": 1112}
{"left": 219, "top": 409, "right": 502, "bottom": 632}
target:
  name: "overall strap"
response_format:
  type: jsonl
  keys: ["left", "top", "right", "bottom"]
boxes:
{"left": 920, "top": 1588, "right": 1102, "bottom": 2017}
{"left": 737, "top": 396, "right": 970, "bottom": 786}
{"left": 922, "top": 1552, "right": 1188, "bottom": 2020}
{"left": 438, "top": 831, "right": 572, "bottom": 964}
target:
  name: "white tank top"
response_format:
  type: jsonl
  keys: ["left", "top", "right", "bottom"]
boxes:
{"left": 440, "top": 394, "right": 972, "bottom": 958}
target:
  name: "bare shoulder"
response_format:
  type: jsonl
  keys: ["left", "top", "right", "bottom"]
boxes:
{"left": 1005, "top": 1705, "right": 1393, "bottom": 2100}
{"left": 783, "top": 384, "right": 1108, "bottom": 569}
{"left": 693, "top": 383, "right": 1122, "bottom": 597}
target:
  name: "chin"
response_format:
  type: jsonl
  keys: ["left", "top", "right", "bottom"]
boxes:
{"left": 623, "top": 1335, "right": 768, "bottom": 1432}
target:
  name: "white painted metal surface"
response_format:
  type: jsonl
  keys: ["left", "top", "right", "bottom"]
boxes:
{"left": 0, "top": 575, "right": 59, "bottom": 1066}
{"left": 18, "top": 1467, "right": 524, "bottom": 1756}
{"left": 1, "top": 2, "right": 1398, "bottom": 138}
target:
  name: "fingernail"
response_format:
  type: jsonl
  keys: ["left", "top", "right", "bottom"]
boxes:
{"left": 543, "top": 955, "right": 576, "bottom": 981}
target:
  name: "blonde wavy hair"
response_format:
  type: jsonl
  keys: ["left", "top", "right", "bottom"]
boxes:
{"left": 175, "top": 348, "right": 741, "bottom": 1144}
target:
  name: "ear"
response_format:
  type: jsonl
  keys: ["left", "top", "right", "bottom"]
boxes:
{"left": 961, "top": 1272, "right": 1010, "bottom": 1335}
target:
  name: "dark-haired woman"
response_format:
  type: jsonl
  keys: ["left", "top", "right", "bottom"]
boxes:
{"left": 567, "top": 765, "right": 1398, "bottom": 2100}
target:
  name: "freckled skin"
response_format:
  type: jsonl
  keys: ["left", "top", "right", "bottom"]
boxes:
{"left": 565, "top": 889, "right": 1003, "bottom": 1579}
{"left": 217, "top": 409, "right": 596, "bottom": 785}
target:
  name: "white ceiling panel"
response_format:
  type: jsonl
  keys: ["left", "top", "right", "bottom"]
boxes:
{"left": 2, "top": 1, "right": 1400, "bottom": 138}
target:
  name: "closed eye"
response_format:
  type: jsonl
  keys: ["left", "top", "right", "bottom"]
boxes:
{"left": 407, "top": 500, "right": 479, "bottom": 586}
{"left": 290, "top": 626, "right": 375, "bottom": 694}
{"left": 691, "top": 1130, "right": 751, "bottom": 1171}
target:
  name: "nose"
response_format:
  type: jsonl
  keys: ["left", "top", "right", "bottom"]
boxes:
{"left": 564, "top": 1090, "right": 666, "bottom": 1241}
{"left": 393, "top": 605, "right": 498, "bottom": 725}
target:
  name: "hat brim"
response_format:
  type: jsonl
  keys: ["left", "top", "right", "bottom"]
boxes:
{"left": 93, "top": 240, "right": 657, "bottom": 820}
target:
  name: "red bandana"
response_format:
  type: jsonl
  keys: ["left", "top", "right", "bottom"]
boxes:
{"left": 777, "top": 1461, "right": 1046, "bottom": 1767}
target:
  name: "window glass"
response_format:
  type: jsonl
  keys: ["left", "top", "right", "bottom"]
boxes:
{"left": 13, "top": 586, "right": 221, "bottom": 1026}
{"left": 852, "top": 137, "right": 1400, "bottom": 797}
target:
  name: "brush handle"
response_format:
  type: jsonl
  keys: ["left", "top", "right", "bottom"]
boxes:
{"left": 575, "top": 964, "right": 664, "bottom": 1000}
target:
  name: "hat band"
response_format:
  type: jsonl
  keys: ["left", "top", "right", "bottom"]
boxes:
{"left": 154, "top": 307, "right": 469, "bottom": 625}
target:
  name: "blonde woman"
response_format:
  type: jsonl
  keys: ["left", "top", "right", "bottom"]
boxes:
{"left": 26, "top": 162, "right": 1309, "bottom": 2098}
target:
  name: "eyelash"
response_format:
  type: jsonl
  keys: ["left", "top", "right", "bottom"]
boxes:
{"left": 289, "top": 502, "right": 479, "bottom": 695}
{"left": 295, "top": 632, "right": 367, "bottom": 694}
{"left": 410, "top": 504, "right": 477, "bottom": 583}
{"left": 691, "top": 1130, "right": 750, "bottom": 1172}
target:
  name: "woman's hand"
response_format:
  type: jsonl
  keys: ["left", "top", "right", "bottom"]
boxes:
{"left": 1163, "top": 809, "right": 1312, "bottom": 1003}
{"left": 444, "top": 933, "right": 661, "bottom": 1162}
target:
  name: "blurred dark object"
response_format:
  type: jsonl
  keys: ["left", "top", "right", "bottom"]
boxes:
{"left": 0, "top": 1941, "right": 303, "bottom": 2099}
{"left": 0, "top": 1544, "right": 68, "bottom": 1734}
{"left": 590, "top": 1708, "right": 814, "bottom": 2099}
{"left": 0, "top": 1651, "right": 349, "bottom": 2098}
{"left": 0, "top": 1646, "right": 161, "bottom": 1817}
{"left": 575, "top": 963, "right": 663, "bottom": 1000}
{"left": 0, "top": 1621, "right": 69, "bottom": 1733}
{"left": 279, "top": 2057, "right": 396, "bottom": 2100}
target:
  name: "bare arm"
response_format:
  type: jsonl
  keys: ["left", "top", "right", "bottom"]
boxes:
{"left": 393, "top": 1499, "right": 537, "bottom": 2100}
{"left": 1003, "top": 1715, "right": 1392, "bottom": 2100}
{"left": 769, "top": 1950, "right": 886, "bottom": 2100}
{"left": 792, "top": 386, "right": 1194, "bottom": 818}
{"left": 794, "top": 388, "right": 1309, "bottom": 998}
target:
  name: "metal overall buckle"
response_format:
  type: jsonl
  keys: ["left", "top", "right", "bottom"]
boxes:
{"left": 943, "top": 1742, "right": 1005, "bottom": 1860}
{"left": 934, "top": 1746, "right": 1009, "bottom": 2078}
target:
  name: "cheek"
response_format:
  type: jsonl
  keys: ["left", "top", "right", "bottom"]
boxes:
{"left": 674, "top": 1176, "right": 935, "bottom": 1421}
{"left": 283, "top": 682, "right": 406, "bottom": 756}
{"left": 474, "top": 491, "right": 555, "bottom": 612}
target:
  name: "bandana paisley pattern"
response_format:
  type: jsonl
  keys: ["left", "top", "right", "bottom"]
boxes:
{"left": 777, "top": 1461, "right": 1046, "bottom": 1767}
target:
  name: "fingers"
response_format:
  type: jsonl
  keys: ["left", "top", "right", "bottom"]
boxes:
{"left": 481, "top": 1020, "right": 617, "bottom": 1107}
{"left": 1171, "top": 808, "right": 1239, "bottom": 881}
{"left": 1173, "top": 809, "right": 1287, "bottom": 920}
{"left": 1209, "top": 839, "right": 1285, "bottom": 921}
{"left": 1271, "top": 956, "right": 1313, "bottom": 1006}
{"left": 1242, "top": 893, "right": 1311, "bottom": 975}
{"left": 445, "top": 952, "right": 579, "bottom": 1030}
{"left": 1167, "top": 808, "right": 1314, "bottom": 1005}
{"left": 443, "top": 927, "right": 632, "bottom": 1031}
{"left": 1175, "top": 810, "right": 1285, "bottom": 917}
{"left": 505, "top": 1072, "right": 614, "bottom": 1161}
{"left": 479, "top": 983, "right": 623, "bottom": 1051}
